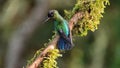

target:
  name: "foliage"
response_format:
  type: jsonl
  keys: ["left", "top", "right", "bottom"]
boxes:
{"left": 65, "top": 0, "right": 110, "bottom": 36}
{"left": 41, "top": 49, "right": 62, "bottom": 68}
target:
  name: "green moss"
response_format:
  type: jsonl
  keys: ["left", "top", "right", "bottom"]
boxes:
{"left": 65, "top": 0, "right": 110, "bottom": 36}
{"left": 26, "top": 33, "right": 59, "bottom": 68}
{"left": 41, "top": 49, "right": 62, "bottom": 68}
{"left": 26, "top": 48, "right": 44, "bottom": 67}
{"left": 26, "top": 48, "right": 62, "bottom": 68}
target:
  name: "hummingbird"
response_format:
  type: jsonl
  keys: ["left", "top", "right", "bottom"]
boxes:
{"left": 47, "top": 10, "right": 73, "bottom": 50}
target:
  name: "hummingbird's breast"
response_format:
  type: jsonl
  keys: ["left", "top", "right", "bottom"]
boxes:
{"left": 54, "top": 20, "right": 69, "bottom": 36}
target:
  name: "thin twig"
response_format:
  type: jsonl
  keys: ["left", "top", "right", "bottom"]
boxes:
{"left": 27, "top": 12, "right": 84, "bottom": 68}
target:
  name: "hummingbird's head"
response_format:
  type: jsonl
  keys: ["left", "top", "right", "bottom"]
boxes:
{"left": 44, "top": 10, "right": 58, "bottom": 23}
{"left": 48, "top": 10, "right": 54, "bottom": 18}
{"left": 48, "top": 10, "right": 59, "bottom": 19}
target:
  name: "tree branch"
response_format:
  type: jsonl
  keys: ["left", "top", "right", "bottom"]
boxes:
{"left": 27, "top": 12, "right": 84, "bottom": 68}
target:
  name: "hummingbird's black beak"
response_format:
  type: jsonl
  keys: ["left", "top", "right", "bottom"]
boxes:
{"left": 43, "top": 10, "right": 54, "bottom": 23}
{"left": 43, "top": 17, "right": 50, "bottom": 23}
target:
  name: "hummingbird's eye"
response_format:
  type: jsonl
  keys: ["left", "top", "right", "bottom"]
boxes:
{"left": 48, "top": 10, "right": 54, "bottom": 17}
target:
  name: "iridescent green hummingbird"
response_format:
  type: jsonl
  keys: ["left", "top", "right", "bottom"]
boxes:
{"left": 47, "top": 10, "right": 73, "bottom": 50}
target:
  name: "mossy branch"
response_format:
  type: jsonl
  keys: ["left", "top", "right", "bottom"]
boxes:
{"left": 27, "top": 11, "right": 84, "bottom": 68}
{"left": 65, "top": 0, "right": 110, "bottom": 36}
{"left": 27, "top": 0, "right": 109, "bottom": 68}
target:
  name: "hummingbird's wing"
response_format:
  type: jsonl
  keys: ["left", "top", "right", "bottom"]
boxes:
{"left": 58, "top": 29, "right": 72, "bottom": 45}
{"left": 58, "top": 37, "right": 72, "bottom": 50}
{"left": 57, "top": 29, "right": 74, "bottom": 50}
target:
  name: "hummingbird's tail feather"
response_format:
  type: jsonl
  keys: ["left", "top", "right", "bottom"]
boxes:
{"left": 57, "top": 37, "right": 73, "bottom": 50}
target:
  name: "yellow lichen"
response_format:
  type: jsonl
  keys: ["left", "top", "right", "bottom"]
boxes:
{"left": 41, "top": 49, "right": 62, "bottom": 68}
{"left": 26, "top": 48, "right": 62, "bottom": 68}
{"left": 65, "top": 0, "right": 110, "bottom": 36}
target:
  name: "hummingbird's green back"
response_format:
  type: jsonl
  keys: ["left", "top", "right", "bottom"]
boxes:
{"left": 47, "top": 10, "right": 73, "bottom": 50}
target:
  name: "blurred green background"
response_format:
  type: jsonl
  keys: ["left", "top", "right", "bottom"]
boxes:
{"left": 0, "top": 0, "right": 120, "bottom": 68}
